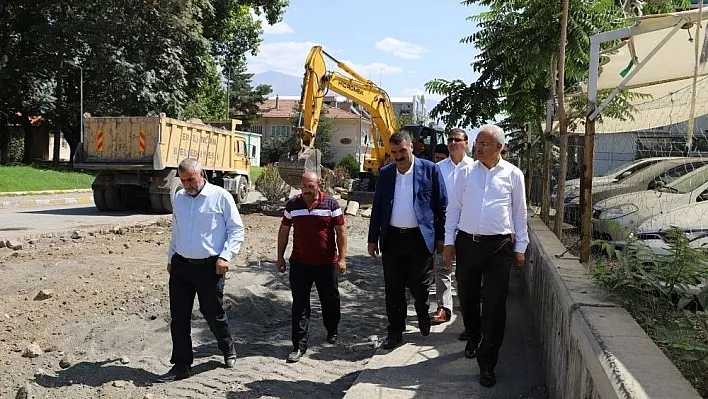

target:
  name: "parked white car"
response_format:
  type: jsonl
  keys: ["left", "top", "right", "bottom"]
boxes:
{"left": 592, "top": 163, "right": 708, "bottom": 245}
{"left": 551, "top": 157, "right": 678, "bottom": 207}
{"left": 635, "top": 201, "right": 708, "bottom": 254}
{"left": 634, "top": 202, "right": 708, "bottom": 295}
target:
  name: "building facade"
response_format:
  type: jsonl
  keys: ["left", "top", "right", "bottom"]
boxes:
{"left": 249, "top": 97, "right": 373, "bottom": 167}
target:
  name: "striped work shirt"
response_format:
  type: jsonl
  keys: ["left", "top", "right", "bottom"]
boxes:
{"left": 281, "top": 192, "right": 344, "bottom": 265}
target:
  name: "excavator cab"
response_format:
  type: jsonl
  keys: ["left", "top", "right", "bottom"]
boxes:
{"left": 400, "top": 124, "right": 447, "bottom": 162}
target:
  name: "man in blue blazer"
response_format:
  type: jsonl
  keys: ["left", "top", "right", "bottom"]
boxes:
{"left": 367, "top": 131, "right": 448, "bottom": 349}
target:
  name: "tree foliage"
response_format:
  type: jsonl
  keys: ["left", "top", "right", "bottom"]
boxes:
{"left": 0, "top": 0, "right": 288, "bottom": 164}
{"left": 425, "top": 0, "right": 689, "bottom": 133}
{"left": 226, "top": 61, "right": 272, "bottom": 123}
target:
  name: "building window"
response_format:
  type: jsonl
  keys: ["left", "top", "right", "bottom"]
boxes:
{"left": 270, "top": 125, "right": 291, "bottom": 137}
{"left": 250, "top": 125, "right": 263, "bottom": 134}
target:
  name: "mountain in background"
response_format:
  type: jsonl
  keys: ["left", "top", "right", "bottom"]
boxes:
{"left": 251, "top": 71, "right": 302, "bottom": 96}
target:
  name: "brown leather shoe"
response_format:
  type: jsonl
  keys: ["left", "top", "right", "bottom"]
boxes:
{"left": 430, "top": 307, "right": 450, "bottom": 325}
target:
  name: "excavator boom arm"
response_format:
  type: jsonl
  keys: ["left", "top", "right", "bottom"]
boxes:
{"left": 278, "top": 45, "right": 400, "bottom": 187}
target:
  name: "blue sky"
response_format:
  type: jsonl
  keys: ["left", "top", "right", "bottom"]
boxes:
{"left": 246, "top": 0, "right": 485, "bottom": 102}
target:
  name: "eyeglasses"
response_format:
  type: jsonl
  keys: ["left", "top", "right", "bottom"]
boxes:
{"left": 447, "top": 137, "right": 466, "bottom": 143}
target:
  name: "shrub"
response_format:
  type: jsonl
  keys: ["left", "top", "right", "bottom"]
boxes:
{"left": 330, "top": 166, "right": 351, "bottom": 189}
{"left": 337, "top": 154, "right": 359, "bottom": 177}
{"left": 254, "top": 163, "right": 290, "bottom": 202}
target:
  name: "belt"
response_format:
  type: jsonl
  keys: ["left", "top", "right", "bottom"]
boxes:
{"left": 176, "top": 253, "right": 219, "bottom": 264}
{"left": 458, "top": 230, "right": 510, "bottom": 242}
{"left": 389, "top": 226, "right": 420, "bottom": 234}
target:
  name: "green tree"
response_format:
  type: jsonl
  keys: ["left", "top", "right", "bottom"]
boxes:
{"left": 183, "top": 59, "right": 228, "bottom": 121}
{"left": 0, "top": 0, "right": 289, "bottom": 163}
{"left": 226, "top": 61, "right": 272, "bottom": 123}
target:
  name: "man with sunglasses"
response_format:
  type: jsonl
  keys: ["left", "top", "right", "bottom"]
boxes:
{"left": 443, "top": 125, "right": 528, "bottom": 388}
{"left": 431, "top": 128, "right": 473, "bottom": 329}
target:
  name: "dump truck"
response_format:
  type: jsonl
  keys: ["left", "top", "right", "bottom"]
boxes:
{"left": 73, "top": 114, "right": 251, "bottom": 213}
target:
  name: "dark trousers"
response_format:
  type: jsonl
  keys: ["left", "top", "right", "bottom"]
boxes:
{"left": 289, "top": 258, "right": 341, "bottom": 351}
{"left": 169, "top": 254, "right": 233, "bottom": 366}
{"left": 455, "top": 233, "right": 513, "bottom": 370}
{"left": 381, "top": 228, "right": 433, "bottom": 336}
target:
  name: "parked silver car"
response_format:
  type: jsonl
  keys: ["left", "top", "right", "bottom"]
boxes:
{"left": 564, "top": 158, "right": 708, "bottom": 225}
{"left": 551, "top": 156, "right": 678, "bottom": 209}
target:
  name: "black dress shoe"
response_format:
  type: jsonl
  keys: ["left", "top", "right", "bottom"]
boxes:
{"left": 479, "top": 368, "right": 496, "bottom": 388}
{"left": 287, "top": 349, "right": 305, "bottom": 363}
{"left": 224, "top": 353, "right": 237, "bottom": 368}
{"left": 464, "top": 339, "right": 478, "bottom": 359}
{"left": 326, "top": 333, "right": 339, "bottom": 345}
{"left": 224, "top": 344, "right": 237, "bottom": 368}
{"left": 382, "top": 335, "right": 402, "bottom": 350}
{"left": 458, "top": 330, "right": 469, "bottom": 341}
{"left": 418, "top": 314, "right": 431, "bottom": 336}
{"left": 155, "top": 365, "right": 191, "bottom": 383}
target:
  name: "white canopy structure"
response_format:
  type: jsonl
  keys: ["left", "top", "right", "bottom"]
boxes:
{"left": 586, "top": 8, "right": 708, "bottom": 143}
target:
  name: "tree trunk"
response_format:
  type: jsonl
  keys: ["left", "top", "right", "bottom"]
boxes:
{"left": 525, "top": 124, "right": 532, "bottom": 201}
{"left": 20, "top": 115, "right": 34, "bottom": 164}
{"left": 53, "top": 73, "right": 64, "bottom": 166}
{"left": 542, "top": 55, "right": 556, "bottom": 223}
{"left": 64, "top": 126, "right": 78, "bottom": 163}
{"left": 554, "top": 0, "right": 570, "bottom": 237}
{"left": 0, "top": 116, "right": 9, "bottom": 165}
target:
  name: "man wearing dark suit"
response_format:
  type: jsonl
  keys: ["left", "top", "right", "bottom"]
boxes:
{"left": 367, "top": 131, "right": 448, "bottom": 350}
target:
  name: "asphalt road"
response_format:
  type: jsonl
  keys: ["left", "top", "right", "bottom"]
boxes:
{"left": 0, "top": 190, "right": 270, "bottom": 244}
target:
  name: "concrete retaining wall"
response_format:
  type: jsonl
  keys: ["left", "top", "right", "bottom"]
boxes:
{"left": 524, "top": 217, "right": 701, "bottom": 399}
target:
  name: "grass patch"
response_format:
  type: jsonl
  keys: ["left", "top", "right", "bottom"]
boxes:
{"left": 250, "top": 165, "right": 262, "bottom": 182}
{"left": 0, "top": 164, "right": 95, "bottom": 192}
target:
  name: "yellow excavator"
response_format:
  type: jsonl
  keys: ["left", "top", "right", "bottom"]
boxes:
{"left": 277, "top": 45, "right": 445, "bottom": 201}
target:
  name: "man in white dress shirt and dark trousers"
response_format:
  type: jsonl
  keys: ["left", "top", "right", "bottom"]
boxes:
{"left": 431, "top": 128, "right": 473, "bottom": 326}
{"left": 368, "top": 131, "right": 447, "bottom": 350}
{"left": 157, "top": 158, "right": 245, "bottom": 382}
{"left": 443, "top": 125, "right": 528, "bottom": 388}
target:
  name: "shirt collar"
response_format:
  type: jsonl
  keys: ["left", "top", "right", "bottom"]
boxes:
{"left": 192, "top": 181, "right": 211, "bottom": 197}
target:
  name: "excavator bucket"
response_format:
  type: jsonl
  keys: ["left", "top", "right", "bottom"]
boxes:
{"left": 277, "top": 148, "right": 322, "bottom": 188}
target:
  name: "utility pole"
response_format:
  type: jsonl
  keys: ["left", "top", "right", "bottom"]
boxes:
{"left": 554, "top": 0, "right": 570, "bottom": 237}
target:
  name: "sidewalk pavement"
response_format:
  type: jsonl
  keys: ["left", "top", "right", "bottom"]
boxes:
{"left": 344, "top": 270, "right": 547, "bottom": 399}
{"left": 0, "top": 189, "right": 94, "bottom": 208}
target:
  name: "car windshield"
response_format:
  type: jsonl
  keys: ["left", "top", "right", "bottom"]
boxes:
{"left": 602, "top": 160, "right": 646, "bottom": 177}
{"left": 660, "top": 165, "right": 708, "bottom": 194}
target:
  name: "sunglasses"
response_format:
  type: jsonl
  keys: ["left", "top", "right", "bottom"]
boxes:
{"left": 447, "top": 137, "right": 466, "bottom": 143}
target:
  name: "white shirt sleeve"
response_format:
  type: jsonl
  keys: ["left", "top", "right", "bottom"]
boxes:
{"left": 168, "top": 200, "right": 178, "bottom": 264}
{"left": 219, "top": 192, "right": 245, "bottom": 261}
{"left": 511, "top": 168, "right": 529, "bottom": 253}
{"left": 444, "top": 165, "right": 469, "bottom": 245}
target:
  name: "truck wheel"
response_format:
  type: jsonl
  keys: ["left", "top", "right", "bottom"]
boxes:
{"left": 150, "top": 193, "right": 165, "bottom": 213}
{"left": 104, "top": 186, "right": 128, "bottom": 211}
{"left": 235, "top": 177, "right": 249, "bottom": 204}
{"left": 93, "top": 188, "right": 109, "bottom": 211}
{"left": 161, "top": 177, "right": 182, "bottom": 214}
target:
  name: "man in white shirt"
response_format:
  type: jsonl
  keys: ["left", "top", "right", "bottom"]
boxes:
{"left": 431, "top": 128, "right": 473, "bottom": 327}
{"left": 442, "top": 125, "right": 528, "bottom": 388}
{"left": 157, "top": 158, "right": 245, "bottom": 382}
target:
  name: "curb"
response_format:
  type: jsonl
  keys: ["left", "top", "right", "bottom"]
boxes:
{"left": 0, "top": 196, "right": 94, "bottom": 209}
{"left": 0, "top": 189, "right": 92, "bottom": 197}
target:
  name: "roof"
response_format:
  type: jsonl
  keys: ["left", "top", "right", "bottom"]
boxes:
{"left": 259, "top": 99, "right": 366, "bottom": 120}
